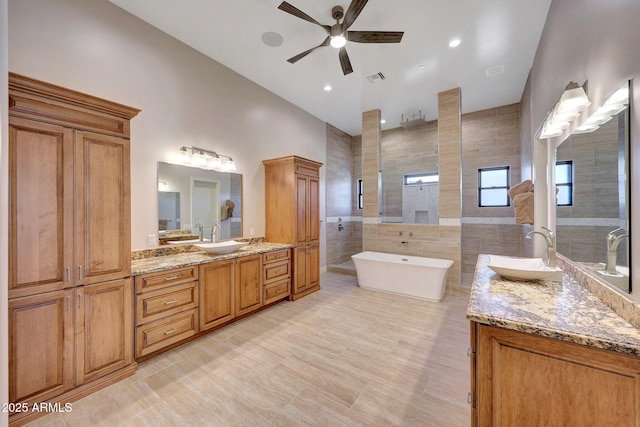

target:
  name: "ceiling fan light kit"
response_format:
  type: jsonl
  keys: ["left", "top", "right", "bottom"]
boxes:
{"left": 278, "top": 0, "right": 404, "bottom": 75}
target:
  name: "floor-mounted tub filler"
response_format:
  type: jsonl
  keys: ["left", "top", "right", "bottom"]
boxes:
{"left": 351, "top": 251, "right": 454, "bottom": 301}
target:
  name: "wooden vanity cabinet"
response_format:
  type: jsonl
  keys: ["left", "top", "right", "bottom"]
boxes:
{"left": 471, "top": 322, "right": 640, "bottom": 426}
{"left": 235, "top": 254, "right": 263, "bottom": 316}
{"left": 7, "top": 73, "right": 139, "bottom": 425}
{"left": 134, "top": 266, "right": 199, "bottom": 358}
{"left": 200, "top": 259, "right": 236, "bottom": 331}
{"left": 264, "top": 155, "right": 322, "bottom": 301}
{"left": 263, "top": 249, "right": 292, "bottom": 304}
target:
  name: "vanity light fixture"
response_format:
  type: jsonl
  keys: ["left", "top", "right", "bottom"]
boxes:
{"left": 538, "top": 81, "right": 591, "bottom": 139}
{"left": 574, "top": 83, "right": 629, "bottom": 134}
{"left": 177, "top": 146, "right": 236, "bottom": 171}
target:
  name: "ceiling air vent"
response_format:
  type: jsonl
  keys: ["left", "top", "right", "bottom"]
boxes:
{"left": 486, "top": 64, "right": 505, "bottom": 77}
{"left": 366, "top": 72, "right": 386, "bottom": 84}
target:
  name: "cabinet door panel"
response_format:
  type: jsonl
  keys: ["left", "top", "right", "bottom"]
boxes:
{"left": 75, "top": 131, "right": 130, "bottom": 285}
{"left": 476, "top": 324, "right": 640, "bottom": 427}
{"left": 200, "top": 260, "right": 235, "bottom": 330}
{"left": 308, "top": 177, "right": 320, "bottom": 242}
{"left": 308, "top": 244, "right": 320, "bottom": 288}
{"left": 235, "top": 255, "right": 263, "bottom": 316}
{"left": 295, "top": 175, "right": 308, "bottom": 245}
{"left": 293, "top": 246, "right": 308, "bottom": 294}
{"left": 76, "top": 279, "right": 133, "bottom": 385}
{"left": 8, "top": 290, "right": 74, "bottom": 406}
{"left": 9, "top": 117, "right": 73, "bottom": 298}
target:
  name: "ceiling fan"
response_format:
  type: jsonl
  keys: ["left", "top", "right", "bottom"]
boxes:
{"left": 278, "top": 0, "right": 404, "bottom": 75}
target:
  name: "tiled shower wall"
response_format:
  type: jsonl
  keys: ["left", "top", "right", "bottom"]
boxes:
{"left": 461, "top": 103, "right": 524, "bottom": 286}
{"left": 325, "top": 123, "right": 362, "bottom": 265}
{"left": 326, "top": 102, "right": 526, "bottom": 282}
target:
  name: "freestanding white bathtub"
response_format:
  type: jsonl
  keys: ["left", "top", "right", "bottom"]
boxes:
{"left": 351, "top": 251, "right": 454, "bottom": 301}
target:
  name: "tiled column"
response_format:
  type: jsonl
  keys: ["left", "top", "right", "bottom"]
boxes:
{"left": 361, "top": 109, "right": 381, "bottom": 251}
{"left": 437, "top": 88, "right": 462, "bottom": 287}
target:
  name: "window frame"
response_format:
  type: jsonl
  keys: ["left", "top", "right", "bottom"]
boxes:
{"left": 555, "top": 160, "right": 574, "bottom": 207}
{"left": 403, "top": 172, "right": 439, "bottom": 186}
{"left": 357, "top": 179, "right": 363, "bottom": 210}
{"left": 478, "top": 166, "right": 511, "bottom": 207}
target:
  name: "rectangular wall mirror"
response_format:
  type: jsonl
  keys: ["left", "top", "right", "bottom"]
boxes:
{"left": 157, "top": 162, "right": 242, "bottom": 244}
{"left": 555, "top": 81, "right": 630, "bottom": 293}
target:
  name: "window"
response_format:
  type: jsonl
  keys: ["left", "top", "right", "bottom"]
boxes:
{"left": 357, "top": 179, "right": 363, "bottom": 210}
{"left": 478, "top": 166, "right": 510, "bottom": 207}
{"left": 403, "top": 172, "right": 439, "bottom": 185}
{"left": 556, "top": 160, "right": 574, "bottom": 206}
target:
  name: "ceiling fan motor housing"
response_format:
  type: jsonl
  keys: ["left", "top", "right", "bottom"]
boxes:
{"left": 332, "top": 6, "right": 344, "bottom": 21}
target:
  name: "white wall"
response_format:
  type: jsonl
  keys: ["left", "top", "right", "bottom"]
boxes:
{"left": 8, "top": 0, "right": 327, "bottom": 252}
{"left": 1, "top": 0, "right": 9, "bottom": 423}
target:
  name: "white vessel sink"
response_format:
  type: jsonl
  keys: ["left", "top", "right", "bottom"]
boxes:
{"left": 167, "top": 238, "right": 210, "bottom": 245}
{"left": 488, "top": 255, "right": 561, "bottom": 281}
{"left": 194, "top": 240, "right": 249, "bottom": 255}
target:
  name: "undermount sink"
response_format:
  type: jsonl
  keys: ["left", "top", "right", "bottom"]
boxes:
{"left": 194, "top": 240, "right": 249, "bottom": 255}
{"left": 488, "top": 255, "right": 562, "bottom": 281}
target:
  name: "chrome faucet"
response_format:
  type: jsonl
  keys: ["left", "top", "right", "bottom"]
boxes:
{"left": 526, "top": 226, "right": 557, "bottom": 267}
{"left": 605, "top": 228, "right": 628, "bottom": 275}
{"left": 195, "top": 221, "right": 204, "bottom": 242}
{"left": 211, "top": 222, "right": 220, "bottom": 243}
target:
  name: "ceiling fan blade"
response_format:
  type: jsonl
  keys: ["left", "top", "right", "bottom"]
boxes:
{"left": 347, "top": 31, "right": 404, "bottom": 43}
{"left": 287, "top": 36, "right": 331, "bottom": 64}
{"left": 339, "top": 47, "right": 353, "bottom": 75}
{"left": 341, "top": 0, "right": 368, "bottom": 31}
{"left": 278, "top": 2, "right": 330, "bottom": 33}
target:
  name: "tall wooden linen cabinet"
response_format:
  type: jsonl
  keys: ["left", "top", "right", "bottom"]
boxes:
{"left": 7, "top": 73, "right": 139, "bottom": 425}
{"left": 263, "top": 156, "right": 322, "bottom": 300}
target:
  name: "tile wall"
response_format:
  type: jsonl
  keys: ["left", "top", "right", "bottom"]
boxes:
{"left": 460, "top": 103, "right": 524, "bottom": 285}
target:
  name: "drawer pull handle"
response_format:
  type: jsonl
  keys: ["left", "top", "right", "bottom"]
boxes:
{"left": 163, "top": 275, "right": 179, "bottom": 281}
{"left": 164, "top": 328, "right": 177, "bottom": 335}
{"left": 164, "top": 299, "right": 178, "bottom": 305}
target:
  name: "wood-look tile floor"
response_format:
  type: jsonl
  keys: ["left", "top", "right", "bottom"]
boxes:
{"left": 27, "top": 272, "right": 471, "bottom": 427}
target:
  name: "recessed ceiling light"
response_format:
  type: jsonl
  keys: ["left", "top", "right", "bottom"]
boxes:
{"left": 380, "top": 119, "right": 386, "bottom": 124}
{"left": 449, "top": 39, "right": 461, "bottom": 48}
{"left": 324, "top": 85, "right": 332, "bottom": 91}
{"left": 418, "top": 65, "right": 427, "bottom": 70}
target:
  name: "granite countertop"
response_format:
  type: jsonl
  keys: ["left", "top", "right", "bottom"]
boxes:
{"left": 466, "top": 254, "right": 640, "bottom": 357}
{"left": 131, "top": 242, "right": 292, "bottom": 276}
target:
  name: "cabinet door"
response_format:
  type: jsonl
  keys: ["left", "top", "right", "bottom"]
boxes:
{"left": 476, "top": 324, "right": 640, "bottom": 427}
{"left": 76, "top": 279, "right": 133, "bottom": 385}
{"left": 200, "top": 260, "right": 235, "bottom": 331}
{"left": 75, "top": 131, "right": 130, "bottom": 286}
{"left": 295, "top": 174, "right": 309, "bottom": 245}
{"left": 293, "top": 246, "right": 308, "bottom": 294}
{"left": 9, "top": 117, "right": 74, "bottom": 299}
{"left": 8, "top": 290, "right": 74, "bottom": 406}
{"left": 308, "top": 244, "right": 320, "bottom": 288}
{"left": 308, "top": 176, "right": 320, "bottom": 243}
{"left": 235, "top": 255, "right": 263, "bottom": 316}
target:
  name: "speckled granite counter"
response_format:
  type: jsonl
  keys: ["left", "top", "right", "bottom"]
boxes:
{"left": 131, "top": 242, "right": 292, "bottom": 276}
{"left": 466, "top": 254, "right": 640, "bottom": 357}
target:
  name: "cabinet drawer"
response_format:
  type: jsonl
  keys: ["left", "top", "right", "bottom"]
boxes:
{"left": 263, "top": 249, "right": 290, "bottom": 264}
{"left": 136, "top": 281, "right": 199, "bottom": 325}
{"left": 264, "top": 278, "right": 290, "bottom": 305}
{"left": 136, "top": 308, "right": 198, "bottom": 357}
{"left": 263, "top": 259, "right": 291, "bottom": 284}
{"left": 135, "top": 266, "right": 198, "bottom": 294}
